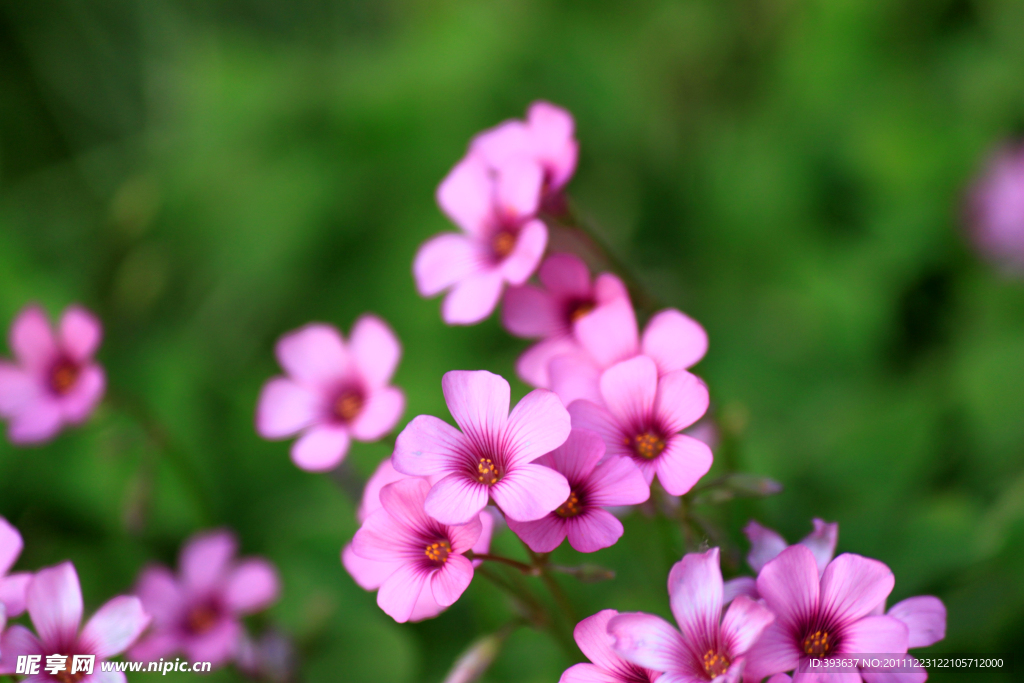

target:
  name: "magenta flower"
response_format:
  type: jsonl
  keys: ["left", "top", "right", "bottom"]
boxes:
{"left": 0, "top": 305, "right": 105, "bottom": 445}
{"left": 393, "top": 370, "right": 571, "bottom": 525}
{"left": 507, "top": 429, "right": 649, "bottom": 553}
{"left": 502, "top": 253, "right": 630, "bottom": 388}
{"left": 607, "top": 548, "right": 774, "bottom": 683}
{"left": 560, "top": 609, "right": 659, "bottom": 683}
{"left": 967, "top": 142, "right": 1024, "bottom": 273}
{"left": 256, "top": 316, "right": 404, "bottom": 472}
{"left": 743, "top": 545, "right": 910, "bottom": 682}
{"left": 0, "top": 562, "right": 149, "bottom": 682}
{"left": 0, "top": 517, "right": 32, "bottom": 628}
{"left": 549, "top": 299, "right": 708, "bottom": 407}
{"left": 875, "top": 596, "right": 946, "bottom": 649}
{"left": 568, "top": 356, "right": 712, "bottom": 496}
{"left": 351, "top": 478, "right": 484, "bottom": 623}
{"left": 130, "top": 530, "right": 280, "bottom": 666}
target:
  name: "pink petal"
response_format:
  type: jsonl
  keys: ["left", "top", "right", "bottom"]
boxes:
{"left": 379, "top": 478, "right": 436, "bottom": 532}
{"left": 290, "top": 425, "right": 350, "bottom": 471}
{"left": 507, "top": 514, "right": 566, "bottom": 553}
{"left": 607, "top": 611, "right": 687, "bottom": 673}
{"left": 442, "top": 269, "right": 505, "bottom": 324}
{"left": 58, "top": 306, "right": 102, "bottom": 363}
{"left": 57, "top": 364, "right": 105, "bottom": 423}
{"left": 182, "top": 617, "right": 240, "bottom": 666}
{"left": 819, "top": 554, "right": 895, "bottom": 627}
{"left": 585, "top": 455, "right": 650, "bottom": 507}
{"left": 538, "top": 253, "right": 592, "bottom": 297}
{"left": 839, "top": 615, "right": 908, "bottom": 655}
{"left": 516, "top": 336, "right": 580, "bottom": 389}
{"left": 501, "top": 284, "right": 561, "bottom": 339}
{"left": 654, "top": 434, "right": 713, "bottom": 496}
{"left": 342, "top": 544, "right": 398, "bottom": 590}
{"left": 886, "top": 596, "right": 946, "bottom": 648}
{"left": 275, "top": 324, "right": 349, "bottom": 389}
{"left": 429, "top": 554, "right": 474, "bottom": 607}
{"left": 350, "top": 387, "right": 404, "bottom": 441}
{"left": 599, "top": 356, "right": 657, "bottom": 426}
{"left": 92, "top": 670, "right": 131, "bottom": 683}
{"left": 549, "top": 353, "right": 603, "bottom": 406}
{"left": 744, "top": 521, "right": 789, "bottom": 574}
{"left": 7, "top": 398, "right": 63, "bottom": 445}
{"left": 393, "top": 415, "right": 469, "bottom": 477}
{"left": 442, "top": 370, "right": 510, "bottom": 443}
{"left": 471, "top": 120, "right": 531, "bottom": 169}
{"left": 540, "top": 428, "right": 605, "bottom": 483}
{"left": 408, "top": 588, "right": 446, "bottom": 622}
{"left": 722, "top": 577, "right": 758, "bottom": 604}
{"left": 181, "top": 530, "right": 236, "bottom": 595}
{"left": 527, "top": 101, "right": 578, "bottom": 188}
{"left": 861, "top": 670, "right": 928, "bottom": 683}
{"left": 503, "top": 388, "right": 571, "bottom": 467}
{"left": 640, "top": 309, "right": 707, "bottom": 374}
{"left": 767, "top": 676, "right": 793, "bottom": 683}
{"left": 571, "top": 609, "right": 626, "bottom": 673}
{"left": 495, "top": 157, "right": 543, "bottom": 219}
{"left": 133, "top": 566, "right": 182, "bottom": 626}
{"left": 0, "top": 517, "right": 24, "bottom": 576}
{"left": 10, "top": 306, "right": 56, "bottom": 373}
{"left": 654, "top": 370, "right": 709, "bottom": 434}
{"left": 255, "top": 378, "right": 320, "bottom": 439}
{"left": 720, "top": 595, "right": 774, "bottom": 656}
{"left": 574, "top": 298, "right": 638, "bottom": 368}
{"left": 559, "top": 663, "right": 624, "bottom": 683}
{"left": 667, "top": 548, "right": 723, "bottom": 646}
{"left": 413, "top": 233, "right": 485, "bottom": 297}
{"left": 0, "top": 572, "right": 31, "bottom": 616}
{"left": 349, "top": 315, "right": 401, "bottom": 388}
{"left": 566, "top": 509, "right": 623, "bottom": 553}
{"left": 357, "top": 458, "right": 409, "bottom": 522}
{"left": 424, "top": 474, "right": 490, "bottom": 526}
{"left": 27, "top": 562, "right": 83, "bottom": 649}
{"left": 0, "top": 624, "right": 44, "bottom": 674}
{"left": 472, "top": 511, "right": 495, "bottom": 556}
{"left": 128, "top": 632, "right": 180, "bottom": 664}
{"left": 224, "top": 559, "right": 279, "bottom": 614}
{"left": 491, "top": 463, "right": 570, "bottom": 522}
{"left": 567, "top": 400, "right": 630, "bottom": 460}
{"left": 741, "top": 621, "right": 802, "bottom": 683}
{"left": 755, "top": 545, "right": 821, "bottom": 629}
{"left": 436, "top": 154, "right": 493, "bottom": 235}
{"left": 593, "top": 273, "right": 629, "bottom": 305}
{"left": 376, "top": 562, "right": 430, "bottom": 623}
{"left": 353, "top": 509, "right": 422, "bottom": 563}
{"left": 0, "top": 363, "right": 36, "bottom": 417}
{"left": 447, "top": 513, "right": 483, "bottom": 555}
{"left": 80, "top": 595, "right": 150, "bottom": 658}
{"left": 500, "top": 219, "right": 548, "bottom": 286}
{"left": 800, "top": 518, "right": 839, "bottom": 576}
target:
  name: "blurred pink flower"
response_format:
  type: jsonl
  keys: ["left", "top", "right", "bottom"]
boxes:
{"left": 130, "top": 530, "right": 280, "bottom": 667}
{"left": 0, "top": 562, "right": 150, "bottom": 682}
{"left": 393, "top": 370, "right": 571, "bottom": 525}
{"left": 967, "top": 142, "right": 1024, "bottom": 273}
{"left": 560, "top": 609, "right": 659, "bottom": 683}
{"left": 608, "top": 548, "right": 774, "bottom": 683}
{"left": 743, "top": 546, "right": 909, "bottom": 682}
{"left": 256, "top": 316, "right": 404, "bottom": 472}
{"left": 568, "top": 356, "right": 712, "bottom": 496}
{"left": 0, "top": 304, "right": 105, "bottom": 445}
{"left": 507, "top": 429, "right": 648, "bottom": 553}
{"left": 351, "top": 478, "right": 484, "bottom": 623}
{"left": 0, "top": 518, "right": 32, "bottom": 630}
{"left": 502, "top": 253, "right": 629, "bottom": 388}
{"left": 549, "top": 299, "right": 707, "bottom": 407}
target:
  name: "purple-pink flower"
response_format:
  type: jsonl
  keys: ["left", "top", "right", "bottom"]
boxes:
{"left": 568, "top": 356, "right": 712, "bottom": 496}
{"left": 560, "top": 609, "right": 659, "bottom": 683}
{"left": 0, "top": 562, "right": 150, "bottom": 682}
{"left": 0, "top": 517, "right": 32, "bottom": 630}
{"left": 130, "top": 530, "right": 280, "bottom": 666}
{"left": 607, "top": 548, "right": 774, "bottom": 683}
{"left": 0, "top": 305, "right": 105, "bottom": 445}
{"left": 743, "top": 545, "right": 910, "bottom": 682}
{"left": 967, "top": 142, "right": 1024, "bottom": 273}
{"left": 351, "top": 478, "right": 484, "bottom": 623}
{"left": 507, "top": 429, "right": 649, "bottom": 553}
{"left": 256, "top": 316, "right": 404, "bottom": 472}
{"left": 502, "top": 253, "right": 630, "bottom": 388}
{"left": 393, "top": 370, "right": 571, "bottom": 525}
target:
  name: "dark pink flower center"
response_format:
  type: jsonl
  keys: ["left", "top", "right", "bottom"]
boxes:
{"left": 555, "top": 489, "right": 584, "bottom": 518}
{"left": 424, "top": 539, "right": 452, "bottom": 566}
{"left": 627, "top": 430, "right": 666, "bottom": 460}
{"left": 565, "top": 298, "right": 595, "bottom": 325}
{"left": 491, "top": 230, "right": 517, "bottom": 259}
{"left": 185, "top": 603, "right": 220, "bottom": 635}
{"left": 802, "top": 629, "right": 833, "bottom": 657}
{"left": 49, "top": 357, "right": 80, "bottom": 395}
{"left": 702, "top": 649, "right": 731, "bottom": 679}
{"left": 475, "top": 457, "right": 502, "bottom": 485}
{"left": 49, "top": 656, "right": 87, "bottom": 683}
{"left": 332, "top": 388, "right": 364, "bottom": 423}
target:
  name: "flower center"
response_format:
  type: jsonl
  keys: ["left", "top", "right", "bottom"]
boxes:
{"left": 629, "top": 431, "right": 665, "bottom": 460}
{"left": 567, "top": 299, "right": 595, "bottom": 324}
{"left": 424, "top": 540, "right": 452, "bottom": 565}
{"left": 492, "top": 230, "right": 516, "bottom": 259}
{"left": 51, "top": 657, "right": 86, "bottom": 683}
{"left": 702, "top": 649, "right": 731, "bottom": 679}
{"left": 49, "top": 358, "right": 80, "bottom": 395}
{"left": 333, "top": 390, "right": 363, "bottom": 422}
{"left": 802, "top": 630, "right": 832, "bottom": 657}
{"left": 476, "top": 457, "right": 501, "bottom": 485}
{"left": 186, "top": 604, "right": 220, "bottom": 635}
{"left": 555, "top": 490, "right": 583, "bottom": 518}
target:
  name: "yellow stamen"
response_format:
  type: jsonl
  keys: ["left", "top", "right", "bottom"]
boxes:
{"left": 334, "top": 391, "right": 363, "bottom": 421}
{"left": 702, "top": 649, "right": 731, "bottom": 679}
{"left": 425, "top": 540, "right": 452, "bottom": 564}
{"left": 49, "top": 359, "right": 79, "bottom": 395}
{"left": 492, "top": 231, "right": 516, "bottom": 258}
{"left": 632, "top": 432, "right": 665, "bottom": 460}
{"left": 802, "top": 630, "right": 831, "bottom": 657}
{"left": 476, "top": 457, "right": 501, "bottom": 485}
{"left": 555, "top": 490, "right": 582, "bottom": 518}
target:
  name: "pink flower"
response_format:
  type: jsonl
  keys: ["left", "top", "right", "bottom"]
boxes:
{"left": 607, "top": 548, "right": 774, "bottom": 683}
{"left": 0, "top": 517, "right": 32, "bottom": 629}
{"left": 507, "top": 429, "right": 649, "bottom": 553}
{"left": 560, "top": 609, "right": 659, "bottom": 683}
{"left": 256, "top": 316, "right": 404, "bottom": 472}
{"left": 0, "top": 305, "right": 105, "bottom": 444}
{"left": 502, "top": 253, "right": 630, "bottom": 388}
{"left": 549, "top": 299, "right": 708, "bottom": 407}
{"left": 130, "top": 530, "right": 280, "bottom": 666}
{"left": 874, "top": 596, "right": 946, "bottom": 649}
{"left": 351, "top": 478, "right": 484, "bottom": 623}
{"left": 568, "top": 356, "right": 712, "bottom": 496}
{"left": 967, "top": 142, "right": 1024, "bottom": 273}
{"left": 0, "top": 562, "right": 150, "bottom": 682}
{"left": 743, "top": 545, "right": 910, "bottom": 682}
{"left": 393, "top": 370, "right": 571, "bottom": 525}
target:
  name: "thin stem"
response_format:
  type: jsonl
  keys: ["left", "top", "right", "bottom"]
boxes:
{"left": 467, "top": 552, "right": 538, "bottom": 575}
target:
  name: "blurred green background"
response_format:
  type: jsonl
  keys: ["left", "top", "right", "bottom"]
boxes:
{"left": 1, "top": 1, "right": 1023, "bottom": 681}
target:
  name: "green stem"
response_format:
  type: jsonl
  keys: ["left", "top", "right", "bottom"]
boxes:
{"left": 467, "top": 552, "right": 538, "bottom": 575}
